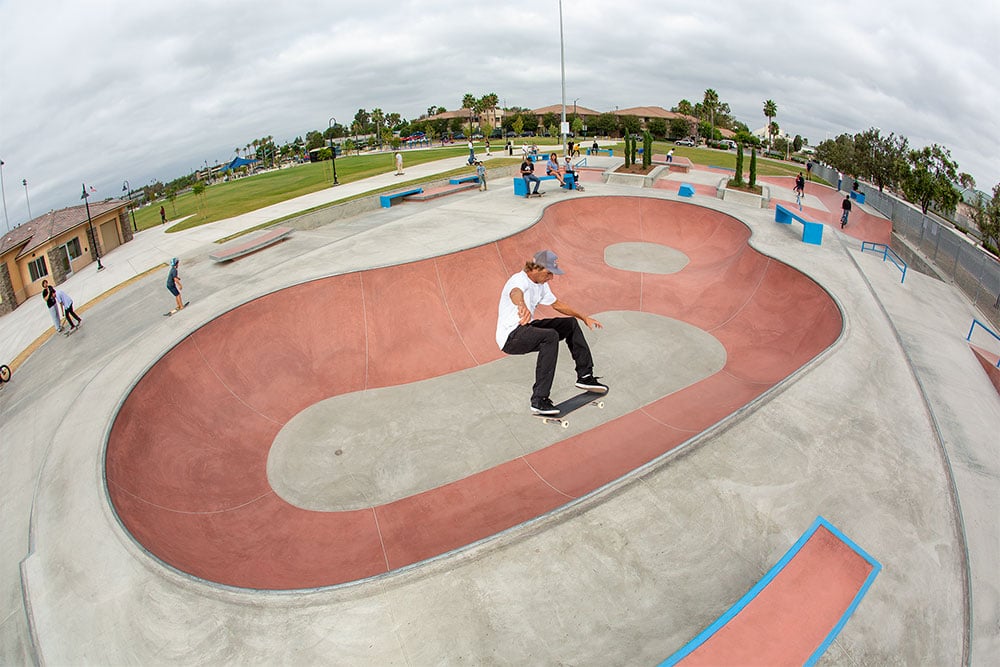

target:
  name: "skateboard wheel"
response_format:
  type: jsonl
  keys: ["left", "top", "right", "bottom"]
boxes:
{"left": 597, "top": 401, "right": 604, "bottom": 409}
{"left": 561, "top": 420, "right": 569, "bottom": 429}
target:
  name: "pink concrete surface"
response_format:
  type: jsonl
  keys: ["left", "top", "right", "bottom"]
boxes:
{"left": 762, "top": 176, "right": 893, "bottom": 245}
{"left": 970, "top": 345, "right": 1000, "bottom": 396}
{"left": 678, "top": 525, "right": 875, "bottom": 666}
{"left": 105, "top": 197, "right": 842, "bottom": 590}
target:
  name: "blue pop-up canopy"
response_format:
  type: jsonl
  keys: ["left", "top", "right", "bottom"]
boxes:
{"left": 220, "top": 157, "right": 259, "bottom": 171}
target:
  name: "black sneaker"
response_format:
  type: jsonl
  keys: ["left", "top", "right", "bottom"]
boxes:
{"left": 575, "top": 374, "right": 608, "bottom": 393}
{"left": 531, "top": 397, "right": 559, "bottom": 415}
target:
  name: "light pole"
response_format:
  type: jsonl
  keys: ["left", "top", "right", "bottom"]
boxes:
{"left": 22, "top": 179, "right": 32, "bottom": 221}
{"left": 81, "top": 183, "right": 104, "bottom": 271}
{"left": 328, "top": 116, "right": 340, "bottom": 186}
{"left": 0, "top": 159, "right": 8, "bottom": 232}
{"left": 558, "top": 0, "right": 567, "bottom": 155}
{"left": 122, "top": 180, "right": 137, "bottom": 230}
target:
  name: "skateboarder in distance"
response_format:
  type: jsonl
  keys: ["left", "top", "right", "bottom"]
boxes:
{"left": 496, "top": 250, "right": 608, "bottom": 415}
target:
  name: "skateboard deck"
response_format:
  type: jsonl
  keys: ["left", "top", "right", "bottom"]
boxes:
{"left": 526, "top": 192, "right": 544, "bottom": 197}
{"left": 164, "top": 301, "right": 190, "bottom": 316}
{"left": 534, "top": 389, "right": 609, "bottom": 428}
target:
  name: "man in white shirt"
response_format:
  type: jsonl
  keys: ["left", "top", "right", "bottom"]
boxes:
{"left": 496, "top": 250, "right": 608, "bottom": 415}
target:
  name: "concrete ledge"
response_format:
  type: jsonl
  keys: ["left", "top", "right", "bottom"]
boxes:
{"left": 208, "top": 227, "right": 293, "bottom": 262}
{"left": 602, "top": 165, "right": 669, "bottom": 188}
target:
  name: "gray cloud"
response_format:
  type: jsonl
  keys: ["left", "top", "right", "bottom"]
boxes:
{"left": 1, "top": 0, "right": 997, "bottom": 229}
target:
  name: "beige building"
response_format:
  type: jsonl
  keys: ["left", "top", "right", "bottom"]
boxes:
{"left": 0, "top": 199, "right": 132, "bottom": 314}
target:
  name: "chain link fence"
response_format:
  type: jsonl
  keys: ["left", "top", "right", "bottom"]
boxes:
{"left": 812, "top": 164, "right": 1000, "bottom": 332}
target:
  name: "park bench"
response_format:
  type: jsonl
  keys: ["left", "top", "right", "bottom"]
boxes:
{"left": 512, "top": 172, "right": 576, "bottom": 197}
{"left": 775, "top": 203, "right": 823, "bottom": 245}
{"left": 379, "top": 188, "right": 423, "bottom": 208}
{"left": 209, "top": 227, "right": 293, "bottom": 263}
{"left": 449, "top": 176, "right": 480, "bottom": 185}
{"left": 586, "top": 148, "right": 614, "bottom": 156}
{"left": 661, "top": 516, "right": 881, "bottom": 666}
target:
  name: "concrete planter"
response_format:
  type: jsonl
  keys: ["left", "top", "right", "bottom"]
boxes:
{"left": 716, "top": 178, "right": 770, "bottom": 208}
{"left": 603, "top": 165, "right": 669, "bottom": 188}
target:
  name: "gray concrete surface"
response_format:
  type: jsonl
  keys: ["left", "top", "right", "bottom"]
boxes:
{"left": 0, "top": 159, "right": 997, "bottom": 665}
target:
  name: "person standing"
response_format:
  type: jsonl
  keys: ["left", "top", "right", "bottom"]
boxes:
{"left": 394, "top": 151, "right": 404, "bottom": 175}
{"left": 160, "top": 205, "right": 167, "bottom": 225}
{"left": 41, "top": 280, "right": 62, "bottom": 332}
{"left": 841, "top": 195, "right": 852, "bottom": 228}
{"left": 520, "top": 155, "right": 541, "bottom": 196}
{"left": 55, "top": 288, "right": 81, "bottom": 331}
{"left": 496, "top": 250, "right": 608, "bottom": 415}
{"left": 837, "top": 170, "right": 843, "bottom": 192}
{"left": 484, "top": 139, "right": 492, "bottom": 156}
{"left": 666, "top": 148, "right": 674, "bottom": 163}
{"left": 166, "top": 257, "right": 185, "bottom": 313}
{"left": 467, "top": 139, "right": 476, "bottom": 165}
{"left": 475, "top": 161, "right": 487, "bottom": 191}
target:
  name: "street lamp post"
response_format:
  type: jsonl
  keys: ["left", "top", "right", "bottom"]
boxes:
{"left": 0, "top": 159, "right": 8, "bottom": 232}
{"left": 122, "top": 180, "right": 137, "bottom": 231}
{"left": 558, "top": 0, "right": 567, "bottom": 155}
{"left": 22, "top": 179, "right": 32, "bottom": 221}
{"left": 82, "top": 183, "right": 104, "bottom": 271}
{"left": 328, "top": 116, "right": 340, "bottom": 186}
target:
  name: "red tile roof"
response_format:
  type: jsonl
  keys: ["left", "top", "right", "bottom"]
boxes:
{"left": 1, "top": 199, "right": 127, "bottom": 259}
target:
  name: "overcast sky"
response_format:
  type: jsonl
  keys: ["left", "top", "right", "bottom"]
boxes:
{"left": 1, "top": 0, "right": 997, "bottom": 230}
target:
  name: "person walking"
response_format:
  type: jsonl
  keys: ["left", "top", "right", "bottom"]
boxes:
{"left": 160, "top": 205, "right": 167, "bottom": 225}
{"left": 496, "top": 250, "right": 608, "bottom": 415}
{"left": 841, "top": 195, "right": 852, "bottom": 228}
{"left": 41, "top": 280, "right": 62, "bottom": 332}
{"left": 394, "top": 151, "right": 404, "bottom": 175}
{"left": 166, "top": 257, "right": 185, "bottom": 313}
{"left": 55, "top": 288, "right": 81, "bottom": 331}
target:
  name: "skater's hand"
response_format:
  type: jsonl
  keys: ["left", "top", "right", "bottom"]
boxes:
{"left": 583, "top": 316, "right": 602, "bottom": 330}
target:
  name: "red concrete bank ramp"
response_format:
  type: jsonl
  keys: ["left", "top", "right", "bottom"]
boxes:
{"left": 106, "top": 197, "right": 843, "bottom": 590}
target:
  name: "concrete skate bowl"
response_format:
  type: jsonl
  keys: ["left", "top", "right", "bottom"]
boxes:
{"left": 105, "top": 196, "right": 842, "bottom": 590}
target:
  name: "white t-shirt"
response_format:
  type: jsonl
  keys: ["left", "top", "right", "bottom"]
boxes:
{"left": 495, "top": 271, "right": 556, "bottom": 349}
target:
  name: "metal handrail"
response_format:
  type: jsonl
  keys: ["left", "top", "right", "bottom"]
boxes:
{"left": 966, "top": 319, "right": 1000, "bottom": 368}
{"left": 861, "top": 242, "right": 908, "bottom": 283}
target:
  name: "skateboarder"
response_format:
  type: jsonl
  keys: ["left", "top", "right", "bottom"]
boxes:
{"left": 496, "top": 250, "right": 608, "bottom": 415}
{"left": 841, "top": 195, "right": 852, "bottom": 228}
{"left": 166, "top": 257, "right": 185, "bottom": 313}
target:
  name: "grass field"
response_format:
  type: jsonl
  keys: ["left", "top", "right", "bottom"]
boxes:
{"left": 137, "top": 138, "right": 819, "bottom": 234}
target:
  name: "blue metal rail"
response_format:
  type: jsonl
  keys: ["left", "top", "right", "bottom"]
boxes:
{"left": 861, "top": 242, "right": 908, "bottom": 283}
{"left": 966, "top": 319, "right": 1000, "bottom": 368}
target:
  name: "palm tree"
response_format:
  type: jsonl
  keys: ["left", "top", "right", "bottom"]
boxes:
{"left": 763, "top": 100, "right": 778, "bottom": 149}
{"left": 462, "top": 93, "right": 477, "bottom": 133}
{"left": 703, "top": 89, "right": 719, "bottom": 137}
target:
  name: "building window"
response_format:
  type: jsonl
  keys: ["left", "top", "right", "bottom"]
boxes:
{"left": 29, "top": 256, "right": 48, "bottom": 282}
{"left": 66, "top": 237, "right": 82, "bottom": 260}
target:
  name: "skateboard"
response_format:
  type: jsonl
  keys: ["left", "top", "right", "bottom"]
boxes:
{"left": 62, "top": 327, "right": 80, "bottom": 336}
{"left": 164, "top": 301, "right": 190, "bottom": 316}
{"left": 534, "top": 389, "right": 609, "bottom": 428}
{"left": 526, "top": 192, "right": 544, "bottom": 198}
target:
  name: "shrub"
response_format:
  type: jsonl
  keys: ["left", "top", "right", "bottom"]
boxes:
{"left": 750, "top": 148, "right": 757, "bottom": 188}
{"left": 642, "top": 131, "right": 652, "bottom": 168}
{"left": 734, "top": 144, "right": 744, "bottom": 186}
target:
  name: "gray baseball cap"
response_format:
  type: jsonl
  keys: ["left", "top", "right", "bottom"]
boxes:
{"left": 533, "top": 250, "right": 564, "bottom": 274}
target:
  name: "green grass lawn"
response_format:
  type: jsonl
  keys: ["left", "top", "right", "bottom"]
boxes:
{"left": 135, "top": 139, "right": 822, "bottom": 234}
{"left": 134, "top": 145, "right": 484, "bottom": 232}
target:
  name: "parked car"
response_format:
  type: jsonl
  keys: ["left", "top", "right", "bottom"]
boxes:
{"left": 453, "top": 132, "right": 466, "bottom": 140}
{"left": 674, "top": 138, "right": 695, "bottom": 147}
{"left": 720, "top": 139, "right": 737, "bottom": 150}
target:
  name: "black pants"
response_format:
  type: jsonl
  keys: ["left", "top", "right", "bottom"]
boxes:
{"left": 64, "top": 305, "right": 81, "bottom": 327}
{"left": 502, "top": 317, "right": 594, "bottom": 402}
